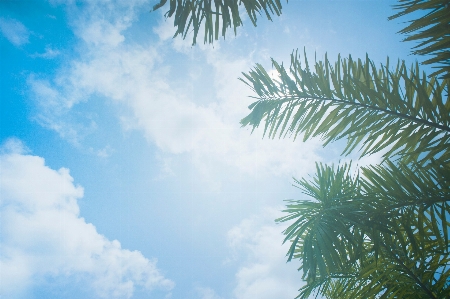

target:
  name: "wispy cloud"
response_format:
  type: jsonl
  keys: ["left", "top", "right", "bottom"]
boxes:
{"left": 196, "top": 287, "right": 225, "bottom": 299}
{"left": 0, "top": 17, "right": 30, "bottom": 46}
{"left": 0, "top": 140, "right": 174, "bottom": 298}
{"left": 31, "top": 46, "right": 61, "bottom": 59}
{"left": 0, "top": 138, "right": 30, "bottom": 155}
{"left": 59, "top": 0, "right": 147, "bottom": 47}
{"left": 28, "top": 2, "right": 323, "bottom": 183}
{"left": 225, "top": 207, "right": 302, "bottom": 299}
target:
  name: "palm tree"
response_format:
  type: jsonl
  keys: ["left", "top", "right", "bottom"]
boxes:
{"left": 239, "top": 50, "right": 449, "bottom": 298}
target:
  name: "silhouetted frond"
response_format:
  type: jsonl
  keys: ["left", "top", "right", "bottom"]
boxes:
{"left": 240, "top": 51, "right": 450, "bottom": 165}
{"left": 389, "top": 0, "right": 450, "bottom": 78}
{"left": 277, "top": 162, "right": 450, "bottom": 299}
{"left": 152, "top": 0, "right": 285, "bottom": 44}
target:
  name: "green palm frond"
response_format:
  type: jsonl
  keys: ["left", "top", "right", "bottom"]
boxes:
{"left": 389, "top": 0, "right": 450, "bottom": 78}
{"left": 278, "top": 163, "right": 367, "bottom": 282}
{"left": 240, "top": 51, "right": 450, "bottom": 165}
{"left": 277, "top": 162, "right": 450, "bottom": 299}
{"left": 316, "top": 250, "right": 449, "bottom": 299}
{"left": 151, "top": 0, "right": 285, "bottom": 44}
{"left": 360, "top": 160, "right": 450, "bottom": 253}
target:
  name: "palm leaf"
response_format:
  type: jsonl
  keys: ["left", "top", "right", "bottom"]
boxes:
{"left": 389, "top": 0, "right": 450, "bottom": 78}
{"left": 152, "top": 0, "right": 285, "bottom": 45}
{"left": 240, "top": 51, "right": 450, "bottom": 165}
{"left": 277, "top": 161, "right": 449, "bottom": 299}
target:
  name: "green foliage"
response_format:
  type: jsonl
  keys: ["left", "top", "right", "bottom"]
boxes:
{"left": 152, "top": 0, "right": 285, "bottom": 44}
{"left": 239, "top": 49, "right": 450, "bottom": 297}
{"left": 153, "top": 0, "right": 450, "bottom": 298}
{"left": 240, "top": 51, "right": 450, "bottom": 165}
{"left": 389, "top": 0, "right": 450, "bottom": 78}
{"left": 239, "top": 34, "right": 449, "bottom": 299}
{"left": 277, "top": 161, "right": 450, "bottom": 298}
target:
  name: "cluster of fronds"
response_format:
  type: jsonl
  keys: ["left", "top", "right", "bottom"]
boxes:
{"left": 152, "top": 0, "right": 284, "bottom": 44}
{"left": 239, "top": 49, "right": 450, "bottom": 298}
{"left": 276, "top": 162, "right": 450, "bottom": 299}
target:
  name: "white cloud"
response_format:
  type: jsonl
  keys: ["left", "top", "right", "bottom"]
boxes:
{"left": 80, "top": 18, "right": 125, "bottom": 46}
{"left": 194, "top": 207, "right": 306, "bottom": 299}
{"left": 0, "top": 138, "right": 30, "bottom": 155}
{"left": 93, "top": 145, "right": 114, "bottom": 158}
{"left": 196, "top": 287, "right": 224, "bottom": 299}
{"left": 27, "top": 75, "right": 99, "bottom": 146}
{"left": 226, "top": 207, "right": 302, "bottom": 299}
{"left": 153, "top": 16, "right": 176, "bottom": 42}
{"left": 59, "top": 0, "right": 147, "bottom": 47}
{"left": 27, "top": 0, "right": 323, "bottom": 188}
{"left": 0, "top": 17, "right": 30, "bottom": 46}
{"left": 28, "top": 47, "right": 322, "bottom": 183}
{"left": 31, "top": 46, "right": 61, "bottom": 59}
{"left": 153, "top": 154, "right": 175, "bottom": 180}
{"left": 29, "top": 40, "right": 321, "bottom": 182}
{"left": 0, "top": 141, "right": 174, "bottom": 298}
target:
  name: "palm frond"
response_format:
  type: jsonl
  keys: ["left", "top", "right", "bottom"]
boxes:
{"left": 152, "top": 0, "right": 285, "bottom": 45}
{"left": 360, "top": 160, "right": 450, "bottom": 253}
{"left": 316, "top": 250, "right": 448, "bottom": 299}
{"left": 277, "top": 163, "right": 367, "bottom": 283}
{"left": 240, "top": 51, "right": 450, "bottom": 165}
{"left": 277, "top": 162, "right": 450, "bottom": 299}
{"left": 389, "top": 0, "right": 450, "bottom": 78}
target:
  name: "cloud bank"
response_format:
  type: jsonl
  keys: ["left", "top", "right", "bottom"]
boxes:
{"left": 0, "top": 139, "right": 174, "bottom": 298}
{"left": 28, "top": 0, "right": 322, "bottom": 183}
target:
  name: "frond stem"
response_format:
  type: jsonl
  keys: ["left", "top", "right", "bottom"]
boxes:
{"left": 258, "top": 95, "right": 450, "bottom": 133}
{"left": 381, "top": 242, "right": 438, "bottom": 299}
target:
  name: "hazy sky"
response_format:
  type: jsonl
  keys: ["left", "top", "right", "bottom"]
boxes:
{"left": 0, "top": 1, "right": 427, "bottom": 298}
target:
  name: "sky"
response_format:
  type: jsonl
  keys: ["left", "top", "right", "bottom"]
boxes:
{"left": 0, "top": 1, "right": 429, "bottom": 298}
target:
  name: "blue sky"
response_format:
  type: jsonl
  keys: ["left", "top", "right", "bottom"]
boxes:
{"left": 0, "top": 1, "right": 428, "bottom": 298}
